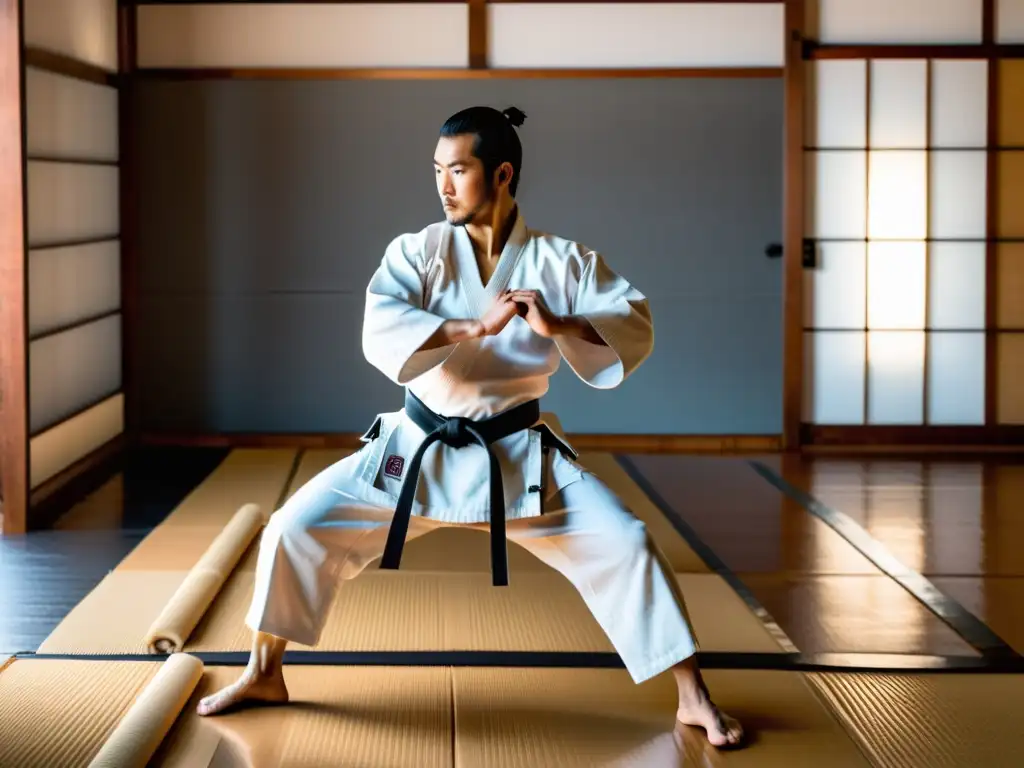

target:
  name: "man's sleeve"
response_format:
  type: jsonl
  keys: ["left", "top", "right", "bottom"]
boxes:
{"left": 554, "top": 248, "right": 654, "bottom": 389}
{"left": 362, "top": 232, "right": 457, "bottom": 385}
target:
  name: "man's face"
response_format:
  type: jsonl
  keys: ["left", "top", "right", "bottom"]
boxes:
{"left": 434, "top": 134, "right": 492, "bottom": 227}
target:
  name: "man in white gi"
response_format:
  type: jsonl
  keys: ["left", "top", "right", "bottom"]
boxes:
{"left": 197, "top": 105, "right": 744, "bottom": 749}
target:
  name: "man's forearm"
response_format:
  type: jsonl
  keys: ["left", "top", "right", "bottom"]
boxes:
{"left": 418, "top": 319, "right": 484, "bottom": 351}
{"left": 555, "top": 315, "right": 607, "bottom": 346}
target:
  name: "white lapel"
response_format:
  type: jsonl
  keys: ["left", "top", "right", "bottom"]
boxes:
{"left": 450, "top": 210, "right": 529, "bottom": 318}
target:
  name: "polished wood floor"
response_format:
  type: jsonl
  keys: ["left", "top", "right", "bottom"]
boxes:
{"left": 2, "top": 446, "right": 1022, "bottom": 662}
{"left": 0, "top": 447, "right": 228, "bottom": 654}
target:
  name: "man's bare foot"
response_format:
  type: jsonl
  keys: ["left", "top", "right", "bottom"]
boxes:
{"left": 671, "top": 656, "right": 744, "bottom": 749}
{"left": 196, "top": 668, "right": 290, "bottom": 716}
{"left": 676, "top": 694, "right": 744, "bottom": 749}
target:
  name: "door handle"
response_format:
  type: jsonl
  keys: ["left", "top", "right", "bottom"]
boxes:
{"left": 763, "top": 240, "right": 818, "bottom": 268}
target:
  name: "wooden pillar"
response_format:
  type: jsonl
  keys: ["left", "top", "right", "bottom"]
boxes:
{"left": 468, "top": 0, "right": 487, "bottom": 69}
{"left": 782, "top": 0, "right": 806, "bottom": 451}
{"left": 0, "top": 0, "right": 27, "bottom": 534}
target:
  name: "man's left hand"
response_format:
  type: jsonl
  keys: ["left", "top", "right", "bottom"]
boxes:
{"left": 507, "top": 290, "right": 562, "bottom": 338}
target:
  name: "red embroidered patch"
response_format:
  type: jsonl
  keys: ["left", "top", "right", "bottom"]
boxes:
{"left": 384, "top": 455, "right": 405, "bottom": 479}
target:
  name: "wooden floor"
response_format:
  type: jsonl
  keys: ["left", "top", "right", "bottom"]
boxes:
{"left": 2, "top": 447, "right": 1023, "bottom": 664}
{"left": 0, "top": 447, "right": 228, "bottom": 654}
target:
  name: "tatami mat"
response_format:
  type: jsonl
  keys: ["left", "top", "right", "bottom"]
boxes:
{"left": 808, "top": 671, "right": 1024, "bottom": 767}
{"left": 0, "top": 659, "right": 453, "bottom": 768}
{"left": 116, "top": 524, "right": 261, "bottom": 572}
{"left": 0, "top": 659, "right": 878, "bottom": 768}
{"left": 0, "top": 658, "right": 163, "bottom": 768}
{"left": 154, "top": 665, "right": 453, "bottom": 768}
{"left": 159, "top": 449, "right": 298, "bottom": 527}
{"left": 37, "top": 567, "right": 784, "bottom": 655}
{"left": 451, "top": 667, "right": 872, "bottom": 767}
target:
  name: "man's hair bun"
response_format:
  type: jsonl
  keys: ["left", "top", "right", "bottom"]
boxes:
{"left": 502, "top": 106, "right": 527, "bottom": 127}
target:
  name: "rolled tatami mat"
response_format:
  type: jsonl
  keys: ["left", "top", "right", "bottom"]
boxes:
{"left": 808, "top": 671, "right": 1024, "bottom": 767}
{"left": 37, "top": 568, "right": 784, "bottom": 655}
{"left": 452, "top": 667, "right": 871, "bottom": 767}
{"left": 88, "top": 653, "right": 204, "bottom": 768}
{"left": 144, "top": 504, "right": 265, "bottom": 653}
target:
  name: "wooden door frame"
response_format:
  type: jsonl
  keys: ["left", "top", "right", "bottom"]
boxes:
{"left": 0, "top": 0, "right": 27, "bottom": 534}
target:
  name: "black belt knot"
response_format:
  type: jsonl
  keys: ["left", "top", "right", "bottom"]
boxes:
{"left": 379, "top": 390, "right": 541, "bottom": 586}
{"left": 437, "top": 416, "right": 476, "bottom": 448}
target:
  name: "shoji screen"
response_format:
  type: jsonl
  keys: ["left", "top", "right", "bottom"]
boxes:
{"left": 803, "top": 0, "right": 1022, "bottom": 431}
{"left": 23, "top": 0, "right": 123, "bottom": 489}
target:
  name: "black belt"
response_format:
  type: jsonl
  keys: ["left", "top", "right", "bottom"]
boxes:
{"left": 379, "top": 390, "right": 541, "bottom": 586}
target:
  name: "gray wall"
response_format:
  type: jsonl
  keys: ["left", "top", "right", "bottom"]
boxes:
{"left": 131, "top": 77, "right": 783, "bottom": 435}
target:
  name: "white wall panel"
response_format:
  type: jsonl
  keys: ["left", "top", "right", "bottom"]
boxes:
{"left": 805, "top": 242, "right": 866, "bottom": 328}
{"left": 26, "top": 161, "right": 119, "bottom": 247}
{"left": 29, "top": 314, "right": 122, "bottom": 435}
{"left": 867, "top": 242, "right": 926, "bottom": 329}
{"left": 869, "top": 61, "right": 927, "bottom": 148}
{"left": 817, "top": 0, "right": 983, "bottom": 44}
{"left": 807, "top": 60, "right": 867, "bottom": 148}
{"left": 997, "top": 244, "right": 1024, "bottom": 328}
{"left": 137, "top": 4, "right": 469, "bottom": 68}
{"left": 868, "top": 332, "right": 925, "bottom": 424}
{"left": 868, "top": 151, "right": 927, "bottom": 239}
{"left": 29, "top": 240, "right": 120, "bottom": 338}
{"left": 488, "top": 3, "right": 784, "bottom": 68}
{"left": 806, "top": 151, "right": 867, "bottom": 238}
{"left": 24, "top": 0, "right": 118, "bottom": 72}
{"left": 30, "top": 394, "right": 124, "bottom": 488}
{"left": 804, "top": 331, "right": 866, "bottom": 424}
{"left": 929, "top": 151, "right": 987, "bottom": 240}
{"left": 929, "top": 243, "right": 986, "bottom": 330}
{"left": 928, "top": 333, "right": 985, "bottom": 424}
{"left": 26, "top": 67, "right": 118, "bottom": 161}
{"left": 930, "top": 60, "right": 988, "bottom": 148}
{"left": 997, "top": 0, "right": 1024, "bottom": 43}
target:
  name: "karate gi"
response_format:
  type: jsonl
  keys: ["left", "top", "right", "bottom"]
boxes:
{"left": 245, "top": 210, "right": 699, "bottom": 684}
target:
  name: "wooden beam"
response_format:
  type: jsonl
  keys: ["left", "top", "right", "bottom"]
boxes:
{"left": 806, "top": 44, "right": 1024, "bottom": 60}
{"left": 782, "top": 0, "right": 805, "bottom": 451}
{"left": 132, "top": 67, "right": 784, "bottom": 81}
{"left": 0, "top": 0, "right": 27, "bottom": 534}
{"left": 803, "top": 425, "right": 1024, "bottom": 449}
{"left": 22, "top": 46, "right": 117, "bottom": 87}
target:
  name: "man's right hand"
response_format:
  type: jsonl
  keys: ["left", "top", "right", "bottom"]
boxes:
{"left": 419, "top": 292, "right": 521, "bottom": 351}
{"left": 478, "top": 291, "right": 521, "bottom": 337}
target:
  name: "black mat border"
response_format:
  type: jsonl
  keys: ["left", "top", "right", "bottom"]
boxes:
{"left": 11, "top": 649, "right": 1024, "bottom": 674}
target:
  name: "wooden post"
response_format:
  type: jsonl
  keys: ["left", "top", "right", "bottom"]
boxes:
{"left": 0, "top": 0, "right": 27, "bottom": 534}
{"left": 782, "top": 0, "right": 806, "bottom": 450}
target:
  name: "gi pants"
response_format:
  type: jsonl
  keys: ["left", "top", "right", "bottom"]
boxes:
{"left": 244, "top": 450, "right": 699, "bottom": 684}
